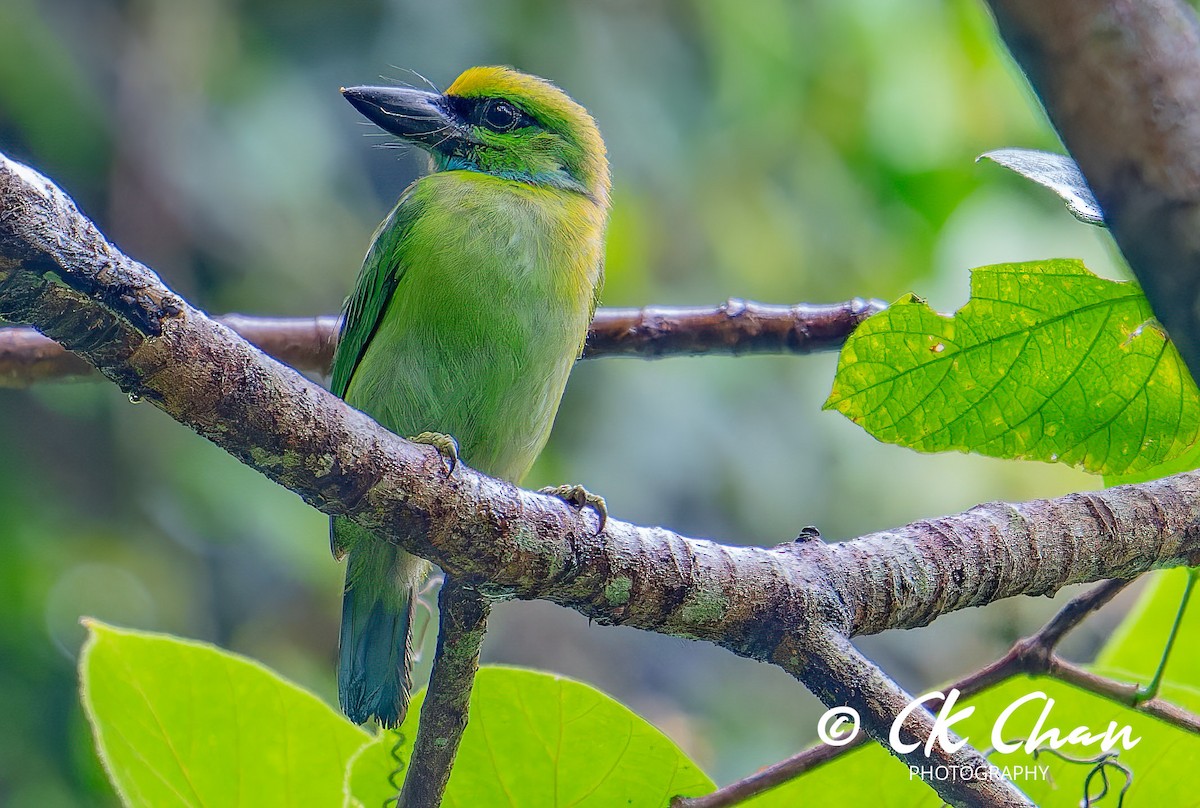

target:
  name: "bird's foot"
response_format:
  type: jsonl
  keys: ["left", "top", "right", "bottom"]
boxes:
{"left": 409, "top": 431, "right": 459, "bottom": 475}
{"left": 539, "top": 484, "right": 607, "bottom": 534}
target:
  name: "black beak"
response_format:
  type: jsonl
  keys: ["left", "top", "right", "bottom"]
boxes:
{"left": 341, "top": 86, "right": 471, "bottom": 150}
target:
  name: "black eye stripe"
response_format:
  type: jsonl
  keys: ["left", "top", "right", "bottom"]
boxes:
{"left": 448, "top": 96, "right": 540, "bottom": 133}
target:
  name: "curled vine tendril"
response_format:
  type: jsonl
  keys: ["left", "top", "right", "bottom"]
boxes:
{"left": 382, "top": 730, "right": 408, "bottom": 808}
{"left": 978, "top": 739, "right": 1133, "bottom": 808}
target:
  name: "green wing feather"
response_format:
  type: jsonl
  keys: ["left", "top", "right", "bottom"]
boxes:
{"left": 331, "top": 187, "right": 426, "bottom": 399}
{"left": 329, "top": 187, "right": 426, "bottom": 561}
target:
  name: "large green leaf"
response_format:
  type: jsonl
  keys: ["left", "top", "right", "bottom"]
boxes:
{"left": 80, "top": 620, "right": 371, "bottom": 807}
{"left": 346, "top": 666, "right": 714, "bottom": 807}
{"left": 826, "top": 259, "right": 1200, "bottom": 476}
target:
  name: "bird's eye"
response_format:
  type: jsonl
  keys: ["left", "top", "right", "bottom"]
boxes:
{"left": 482, "top": 100, "right": 519, "bottom": 131}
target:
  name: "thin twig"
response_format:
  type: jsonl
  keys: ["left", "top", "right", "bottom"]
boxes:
{"left": 399, "top": 577, "right": 490, "bottom": 807}
{"left": 1050, "top": 658, "right": 1200, "bottom": 734}
{"left": 1029, "top": 577, "right": 1131, "bottom": 649}
{"left": 0, "top": 298, "right": 884, "bottom": 387}
{"left": 670, "top": 728, "right": 866, "bottom": 807}
{"left": 583, "top": 299, "right": 885, "bottom": 359}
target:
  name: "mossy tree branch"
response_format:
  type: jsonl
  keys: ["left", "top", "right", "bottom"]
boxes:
{"left": 5, "top": 152, "right": 1200, "bottom": 806}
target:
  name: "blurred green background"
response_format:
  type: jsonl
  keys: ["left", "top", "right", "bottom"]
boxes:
{"left": 0, "top": 0, "right": 1144, "bottom": 803}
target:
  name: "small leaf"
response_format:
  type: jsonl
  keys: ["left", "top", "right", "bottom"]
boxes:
{"left": 346, "top": 666, "right": 714, "bottom": 807}
{"left": 81, "top": 620, "right": 370, "bottom": 808}
{"left": 826, "top": 259, "right": 1200, "bottom": 476}
{"left": 979, "top": 148, "right": 1106, "bottom": 226}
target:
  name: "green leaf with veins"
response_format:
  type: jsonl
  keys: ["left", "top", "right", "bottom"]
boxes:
{"left": 826, "top": 259, "right": 1200, "bottom": 476}
{"left": 80, "top": 620, "right": 371, "bottom": 808}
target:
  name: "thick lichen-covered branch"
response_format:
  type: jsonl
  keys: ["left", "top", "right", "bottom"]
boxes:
{"left": 3, "top": 152, "right": 1197, "bottom": 807}
{"left": 0, "top": 301, "right": 883, "bottom": 387}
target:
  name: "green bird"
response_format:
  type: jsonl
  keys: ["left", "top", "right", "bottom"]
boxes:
{"left": 332, "top": 66, "right": 609, "bottom": 727}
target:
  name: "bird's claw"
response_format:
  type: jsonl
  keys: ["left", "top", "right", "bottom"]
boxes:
{"left": 539, "top": 484, "right": 607, "bottom": 534}
{"left": 410, "top": 431, "right": 459, "bottom": 475}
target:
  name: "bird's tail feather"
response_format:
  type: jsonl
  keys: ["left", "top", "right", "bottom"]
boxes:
{"left": 338, "top": 573, "right": 416, "bottom": 729}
